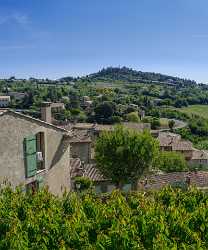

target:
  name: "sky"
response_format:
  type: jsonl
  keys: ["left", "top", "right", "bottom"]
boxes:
{"left": 1, "top": 0, "right": 208, "bottom": 82}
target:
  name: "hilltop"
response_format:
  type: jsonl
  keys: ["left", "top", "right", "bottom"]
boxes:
{"left": 77, "top": 67, "right": 197, "bottom": 86}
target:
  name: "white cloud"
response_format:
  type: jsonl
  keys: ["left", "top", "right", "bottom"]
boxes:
{"left": 0, "top": 12, "right": 29, "bottom": 26}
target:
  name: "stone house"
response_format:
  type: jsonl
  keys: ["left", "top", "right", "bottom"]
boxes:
{"left": 189, "top": 149, "right": 208, "bottom": 167}
{"left": 70, "top": 158, "right": 131, "bottom": 193}
{"left": 158, "top": 132, "right": 193, "bottom": 160}
{"left": 0, "top": 96, "right": 10, "bottom": 107}
{"left": 0, "top": 107, "right": 72, "bottom": 196}
{"left": 138, "top": 171, "right": 208, "bottom": 190}
{"left": 69, "top": 122, "right": 151, "bottom": 143}
{"left": 69, "top": 130, "right": 92, "bottom": 164}
{"left": 158, "top": 132, "right": 208, "bottom": 165}
{"left": 8, "top": 91, "right": 26, "bottom": 101}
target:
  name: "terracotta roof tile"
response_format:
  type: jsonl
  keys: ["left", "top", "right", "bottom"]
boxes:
{"left": 191, "top": 149, "right": 208, "bottom": 160}
{"left": 70, "top": 158, "right": 107, "bottom": 181}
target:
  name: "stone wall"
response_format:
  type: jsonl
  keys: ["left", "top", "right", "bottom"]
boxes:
{"left": 0, "top": 112, "right": 70, "bottom": 195}
{"left": 70, "top": 142, "right": 91, "bottom": 164}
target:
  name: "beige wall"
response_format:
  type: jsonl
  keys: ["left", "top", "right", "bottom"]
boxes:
{"left": 177, "top": 150, "right": 193, "bottom": 161}
{"left": 70, "top": 142, "right": 91, "bottom": 164}
{"left": 0, "top": 113, "right": 70, "bottom": 195}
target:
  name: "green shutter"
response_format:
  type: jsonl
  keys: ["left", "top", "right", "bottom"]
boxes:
{"left": 24, "top": 135, "right": 37, "bottom": 177}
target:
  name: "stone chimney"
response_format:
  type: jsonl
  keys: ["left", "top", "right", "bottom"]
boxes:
{"left": 41, "top": 102, "right": 52, "bottom": 123}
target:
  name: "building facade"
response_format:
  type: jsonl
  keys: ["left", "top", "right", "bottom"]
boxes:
{"left": 0, "top": 96, "right": 10, "bottom": 107}
{"left": 0, "top": 109, "right": 71, "bottom": 195}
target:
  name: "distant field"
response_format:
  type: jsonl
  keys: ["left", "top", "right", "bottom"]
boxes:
{"left": 179, "top": 105, "right": 208, "bottom": 119}
{"left": 160, "top": 118, "right": 169, "bottom": 128}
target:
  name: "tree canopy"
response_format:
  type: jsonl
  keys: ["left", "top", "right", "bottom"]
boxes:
{"left": 95, "top": 126, "right": 159, "bottom": 188}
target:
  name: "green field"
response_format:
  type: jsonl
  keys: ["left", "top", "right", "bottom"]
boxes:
{"left": 180, "top": 105, "right": 208, "bottom": 119}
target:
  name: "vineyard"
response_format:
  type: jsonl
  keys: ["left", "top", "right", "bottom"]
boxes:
{"left": 0, "top": 187, "right": 208, "bottom": 249}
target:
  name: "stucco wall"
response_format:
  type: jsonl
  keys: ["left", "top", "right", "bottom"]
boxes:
{"left": 70, "top": 142, "right": 91, "bottom": 163}
{"left": 0, "top": 112, "right": 70, "bottom": 195}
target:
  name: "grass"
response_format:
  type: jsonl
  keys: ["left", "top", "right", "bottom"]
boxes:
{"left": 179, "top": 105, "right": 208, "bottom": 119}
{"left": 160, "top": 118, "right": 169, "bottom": 128}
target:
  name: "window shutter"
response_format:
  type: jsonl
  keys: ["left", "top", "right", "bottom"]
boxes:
{"left": 24, "top": 135, "right": 37, "bottom": 177}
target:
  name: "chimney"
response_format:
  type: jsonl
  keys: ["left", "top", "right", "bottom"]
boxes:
{"left": 41, "top": 102, "right": 52, "bottom": 123}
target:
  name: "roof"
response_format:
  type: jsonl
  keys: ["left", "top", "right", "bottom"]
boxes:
{"left": 73, "top": 123, "right": 95, "bottom": 130}
{"left": 0, "top": 96, "right": 10, "bottom": 99}
{"left": 70, "top": 130, "right": 92, "bottom": 143}
{"left": 70, "top": 158, "right": 83, "bottom": 178}
{"left": 158, "top": 132, "right": 182, "bottom": 147}
{"left": 141, "top": 171, "right": 208, "bottom": 189}
{"left": 171, "top": 140, "right": 193, "bottom": 151}
{"left": 70, "top": 158, "right": 107, "bottom": 182}
{"left": 0, "top": 109, "right": 72, "bottom": 134}
{"left": 191, "top": 149, "right": 208, "bottom": 160}
{"left": 123, "top": 122, "right": 150, "bottom": 131}
{"left": 83, "top": 164, "right": 107, "bottom": 181}
{"left": 51, "top": 103, "right": 65, "bottom": 109}
{"left": 61, "top": 122, "right": 150, "bottom": 133}
{"left": 158, "top": 132, "right": 193, "bottom": 151}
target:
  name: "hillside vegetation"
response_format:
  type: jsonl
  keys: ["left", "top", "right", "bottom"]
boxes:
{"left": 179, "top": 105, "right": 208, "bottom": 119}
{"left": 85, "top": 67, "right": 197, "bottom": 86}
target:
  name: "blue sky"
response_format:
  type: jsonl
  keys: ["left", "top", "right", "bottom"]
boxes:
{"left": 1, "top": 0, "right": 208, "bottom": 82}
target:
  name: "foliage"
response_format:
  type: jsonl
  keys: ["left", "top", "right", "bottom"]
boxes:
{"left": 150, "top": 117, "right": 161, "bottom": 129}
{"left": 125, "top": 112, "right": 140, "bottom": 123}
{"left": 74, "top": 176, "right": 93, "bottom": 191}
{"left": 180, "top": 105, "right": 208, "bottom": 119}
{"left": 156, "top": 151, "right": 187, "bottom": 172}
{"left": 168, "top": 119, "right": 175, "bottom": 130}
{"left": 94, "top": 101, "right": 116, "bottom": 123}
{"left": 95, "top": 126, "right": 159, "bottom": 188}
{"left": 87, "top": 66, "right": 196, "bottom": 85}
{"left": 1, "top": 187, "right": 208, "bottom": 249}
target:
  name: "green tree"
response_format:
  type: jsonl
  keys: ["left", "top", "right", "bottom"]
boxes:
{"left": 125, "top": 112, "right": 140, "bottom": 123}
{"left": 157, "top": 151, "right": 187, "bottom": 172}
{"left": 168, "top": 120, "right": 175, "bottom": 131}
{"left": 95, "top": 126, "right": 159, "bottom": 189}
{"left": 151, "top": 118, "right": 161, "bottom": 129}
{"left": 94, "top": 101, "right": 116, "bottom": 122}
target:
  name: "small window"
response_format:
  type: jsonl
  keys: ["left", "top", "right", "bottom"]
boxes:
{"left": 36, "top": 132, "right": 45, "bottom": 171}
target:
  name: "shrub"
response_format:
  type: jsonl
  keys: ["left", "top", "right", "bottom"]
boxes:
{"left": 74, "top": 176, "right": 93, "bottom": 191}
{"left": 0, "top": 187, "right": 208, "bottom": 249}
{"left": 157, "top": 151, "right": 187, "bottom": 172}
{"left": 125, "top": 112, "right": 140, "bottom": 123}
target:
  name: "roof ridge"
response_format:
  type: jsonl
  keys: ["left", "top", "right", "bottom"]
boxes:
{"left": 1, "top": 109, "right": 72, "bottom": 134}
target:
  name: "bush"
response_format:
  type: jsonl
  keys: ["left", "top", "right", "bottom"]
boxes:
{"left": 125, "top": 112, "right": 140, "bottom": 123}
{"left": 151, "top": 117, "right": 161, "bottom": 129}
{"left": 74, "top": 176, "right": 93, "bottom": 191}
{"left": 157, "top": 151, "right": 187, "bottom": 172}
{"left": 0, "top": 187, "right": 208, "bottom": 249}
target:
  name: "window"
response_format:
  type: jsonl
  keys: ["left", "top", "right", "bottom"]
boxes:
{"left": 24, "top": 132, "right": 45, "bottom": 178}
{"left": 24, "top": 135, "right": 37, "bottom": 178}
{"left": 36, "top": 132, "right": 45, "bottom": 171}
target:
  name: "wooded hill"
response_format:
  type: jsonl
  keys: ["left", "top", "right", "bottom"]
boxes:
{"left": 78, "top": 67, "right": 197, "bottom": 86}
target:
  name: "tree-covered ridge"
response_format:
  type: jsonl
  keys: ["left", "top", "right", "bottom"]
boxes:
{"left": 86, "top": 67, "right": 197, "bottom": 86}
{"left": 1, "top": 187, "right": 208, "bottom": 249}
